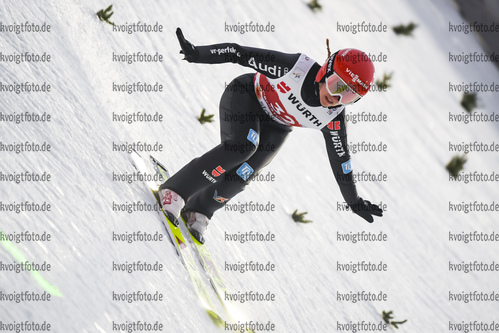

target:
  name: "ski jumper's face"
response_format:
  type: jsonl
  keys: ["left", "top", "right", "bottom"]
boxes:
{"left": 318, "top": 82, "right": 342, "bottom": 107}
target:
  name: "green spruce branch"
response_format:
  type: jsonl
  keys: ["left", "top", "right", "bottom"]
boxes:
{"left": 382, "top": 310, "right": 394, "bottom": 324}
{"left": 375, "top": 72, "right": 393, "bottom": 91}
{"left": 392, "top": 22, "right": 417, "bottom": 36}
{"left": 382, "top": 310, "right": 407, "bottom": 329}
{"left": 460, "top": 93, "right": 477, "bottom": 113}
{"left": 97, "top": 5, "right": 115, "bottom": 26}
{"left": 446, "top": 154, "right": 467, "bottom": 179}
{"left": 198, "top": 108, "right": 214, "bottom": 124}
{"left": 307, "top": 0, "right": 322, "bottom": 12}
{"left": 292, "top": 209, "right": 312, "bottom": 223}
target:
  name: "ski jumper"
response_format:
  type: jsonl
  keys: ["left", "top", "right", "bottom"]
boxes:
{"left": 160, "top": 43, "right": 358, "bottom": 218}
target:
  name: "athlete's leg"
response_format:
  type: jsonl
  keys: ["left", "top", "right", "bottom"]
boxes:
{"left": 184, "top": 120, "right": 292, "bottom": 219}
{"left": 159, "top": 73, "right": 261, "bottom": 202}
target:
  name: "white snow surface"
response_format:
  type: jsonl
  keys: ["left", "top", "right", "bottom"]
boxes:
{"left": 2, "top": 0, "right": 499, "bottom": 332}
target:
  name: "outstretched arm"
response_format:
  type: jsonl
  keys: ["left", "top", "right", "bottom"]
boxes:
{"left": 321, "top": 112, "right": 383, "bottom": 223}
{"left": 176, "top": 27, "right": 300, "bottom": 79}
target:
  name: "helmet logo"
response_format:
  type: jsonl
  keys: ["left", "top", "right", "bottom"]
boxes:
{"left": 346, "top": 68, "right": 369, "bottom": 90}
{"left": 327, "top": 57, "right": 334, "bottom": 72}
{"left": 341, "top": 48, "right": 352, "bottom": 57}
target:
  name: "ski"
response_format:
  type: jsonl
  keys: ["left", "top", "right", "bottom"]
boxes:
{"left": 149, "top": 156, "right": 228, "bottom": 304}
{"left": 149, "top": 155, "right": 255, "bottom": 333}
{"left": 130, "top": 150, "right": 225, "bottom": 329}
{"left": 179, "top": 214, "right": 228, "bottom": 306}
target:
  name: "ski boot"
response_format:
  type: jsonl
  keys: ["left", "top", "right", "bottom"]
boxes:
{"left": 157, "top": 189, "right": 185, "bottom": 227}
{"left": 181, "top": 209, "right": 209, "bottom": 244}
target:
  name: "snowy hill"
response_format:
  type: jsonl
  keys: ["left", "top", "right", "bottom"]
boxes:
{"left": 2, "top": 0, "right": 499, "bottom": 332}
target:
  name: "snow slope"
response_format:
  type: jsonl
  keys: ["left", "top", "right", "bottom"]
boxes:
{"left": 1, "top": 0, "right": 499, "bottom": 332}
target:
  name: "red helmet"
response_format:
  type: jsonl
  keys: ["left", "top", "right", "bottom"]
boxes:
{"left": 316, "top": 48, "right": 375, "bottom": 103}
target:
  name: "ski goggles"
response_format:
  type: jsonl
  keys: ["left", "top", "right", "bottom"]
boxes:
{"left": 325, "top": 72, "right": 363, "bottom": 105}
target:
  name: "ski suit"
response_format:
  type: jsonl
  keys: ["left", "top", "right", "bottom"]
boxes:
{"left": 160, "top": 43, "right": 358, "bottom": 219}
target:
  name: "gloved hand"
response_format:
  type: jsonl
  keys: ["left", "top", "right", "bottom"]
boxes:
{"left": 176, "top": 27, "right": 199, "bottom": 62}
{"left": 348, "top": 197, "right": 383, "bottom": 223}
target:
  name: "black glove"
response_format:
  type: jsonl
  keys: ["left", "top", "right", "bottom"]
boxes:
{"left": 348, "top": 197, "right": 383, "bottom": 223}
{"left": 176, "top": 27, "right": 199, "bottom": 62}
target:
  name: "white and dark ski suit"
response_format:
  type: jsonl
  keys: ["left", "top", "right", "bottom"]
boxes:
{"left": 160, "top": 43, "right": 358, "bottom": 219}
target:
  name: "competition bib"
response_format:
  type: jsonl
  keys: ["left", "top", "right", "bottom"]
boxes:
{"left": 254, "top": 54, "right": 344, "bottom": 129}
